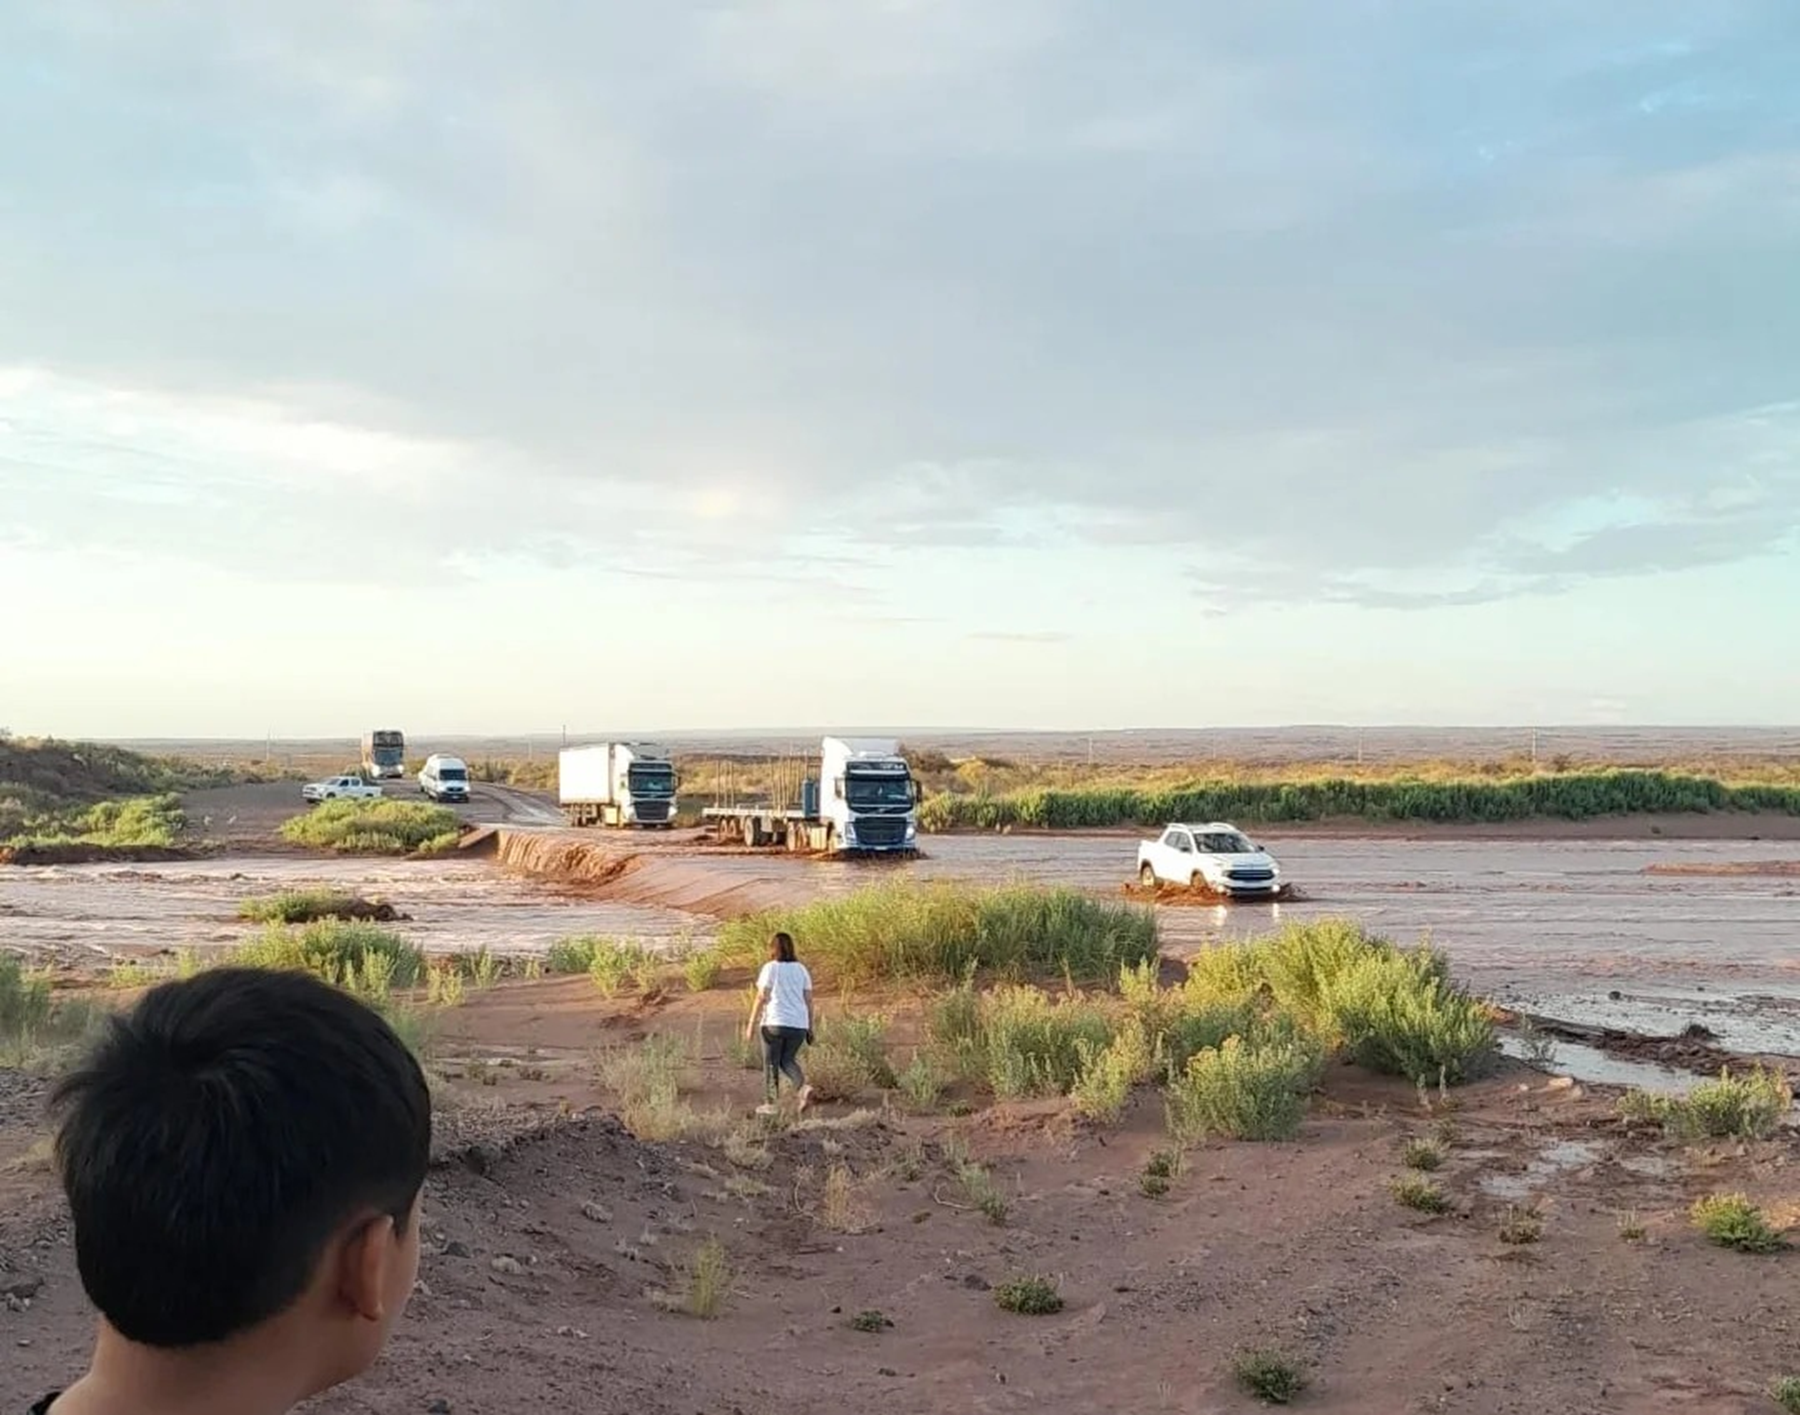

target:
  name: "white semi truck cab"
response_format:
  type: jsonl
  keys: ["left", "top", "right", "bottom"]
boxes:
{"left": 819, "top": 736, "right": 919, "bottom": 852}
{"left": 703, "top": 736, "right": 920, "bottom": 855}
{"left": 559, "top": 742, "right": 679, "bottom": 828}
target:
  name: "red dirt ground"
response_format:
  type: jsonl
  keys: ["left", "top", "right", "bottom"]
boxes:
{"left": 5, "top": 982, "right": 1799, "bottom": 1415}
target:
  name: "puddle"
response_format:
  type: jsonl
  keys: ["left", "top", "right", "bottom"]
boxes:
{"left": 1498, "top": 1036, "right": 1696, "bottom": 1093}
{"left": 1477, "top": 1138, "right": 1603, "bottom": 1200}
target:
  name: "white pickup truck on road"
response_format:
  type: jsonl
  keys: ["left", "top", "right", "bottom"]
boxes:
{"left": 302, "top": 774, "right": 384, "bottom": 803}
{"left": 1136, "top": 822, "right": 1283, "bottom": 896}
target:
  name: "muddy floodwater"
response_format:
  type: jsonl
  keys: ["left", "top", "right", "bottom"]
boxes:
{"left": 0, "top": 854, "right": 704, "bottom": 960}
{"left": 4, "top": 831, "right": 1796, "bottom": 1060}
{"left": 642, "top": 831, "right": 1800, "bottom": 1056}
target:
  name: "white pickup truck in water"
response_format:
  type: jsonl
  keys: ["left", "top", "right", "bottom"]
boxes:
{"left": 1136, "top": 822, "right": 1283, "bottom": 896}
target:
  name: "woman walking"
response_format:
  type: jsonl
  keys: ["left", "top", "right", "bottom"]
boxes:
{"left": 746, "top": 931, "right": 813, "bottom": 1116}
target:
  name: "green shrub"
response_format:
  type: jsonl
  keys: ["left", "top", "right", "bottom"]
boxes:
{"left": 1070, "top": 1019, "right": 1156, "bottom": 1122}
{"left": 1184, "top": 921, "right": 1495, "bottom": 1085}
{"left": 1392, "top": 1176, "right": 1451, "bottom": 1214}
{"left": 1159, "top": 996, "right": 1265, "bottom": 1078}
{"left": 547, "top": 936, "right": 601, "bottom": 974}
{"left": 233, "top": 921, "right": 425, "bottom": 990}
{"left": 716, "top": 881, "right": 1157, "bottom": 986}
{"left": 683, "top": 949, "right": 724, "bottom": 993}
{"left": 1233, "top": 1348, "right": 1308, "bottom": 1405}
{"left": 956, "top": 1160, "right": 1010, "bottom": 1225}
{"left": 597, "top": 1035, "right": 694, "bottom": 1140}
{"left": 927, "top": 976, "right": 984, "bottom": 1075}
{"left": 237, "top": 890, "right": 365, "bottom": 924}
{"left": 1320, "top": 946, "right": 1495, "bottom": 1084}
{"left": 993, "top": 1276, "right": 1063, "bottom": 1315}
{"left": 1402, "top": 1138, "right": 1446, "bottom": 1172}
{"left": 0, "top": 955, "right": 104, "bottom": 1066}
{"left": 1499, "top": 1205, "right": 1543, "bottom": 1245}
{"left": 804, "top": 1016, "right": 893, "bottom": 1103}
{"left": 896, "top": 1051, "right": 947, "bottom": 1111}
{"left": 455, "top": 947, "right": 502, "bottom": 989}
{"left": 1691, "top": 1194, "right": 1786, "bottom": 1254}
{"left": 0, "top": 955, "right": 53, "bottom": 1045}
{"left": 978, "top": 986, "right": 1116, "bottom": 1099}
{"left": 1770, "top": 1376, "right": 1800, "bottom": 1413}
{"left": 5, "top": 793, "right": 185, "bottom": 849}
{"left": 1165, "top": 1034, "right": 1322, "bottom": 1144}
{"left": 919, "top": 771, "right": 1800, "bottom": 831}
{"left": 1618, "top": 1068, "right": 1792, "bottom": 1141}
{"left": 587, "top": 939, "right": 660, "bottom": 997}
{"left": 280, "top": 800, "right": 460, "bottom": 855}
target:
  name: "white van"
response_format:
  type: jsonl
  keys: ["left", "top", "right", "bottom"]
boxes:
{"left": 419, "top": 754, "right": 471, "bottom": 805}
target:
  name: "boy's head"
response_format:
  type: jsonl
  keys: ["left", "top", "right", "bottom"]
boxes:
{"left": 53, "top": 967, "right": 431, "bottom": 1392}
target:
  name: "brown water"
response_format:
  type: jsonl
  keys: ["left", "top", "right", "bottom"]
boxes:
{"left": 660, "top": 832, "right": 1800, "bottom": 1055}
{"left": 0, "top": 855, "right": 703, "bottom": 962}
{"left": 5, "top": 832, "right": 1796, "bottom": 1058}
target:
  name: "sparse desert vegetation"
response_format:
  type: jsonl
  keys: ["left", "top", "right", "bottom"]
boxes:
{"left": 0, "top": 736, "right": 236, "bottom": 852}
{"left": 237, "top": 889, "right": 397, "bottom": 923}
{"left": 993, "top": 1275, "right": 1063, "bottom": 1315}
{"left": 279, "top": 799, "right": 462, "bottom": 855}
{"left": 1618, "top": 1067, "right": 1792, "bottom": 1140}
{"left": 717, "top": 880, "right": 1158, "bottom": 986}
{"left": 914, "top": 767, "right": 1800, "bottom": 831}
{"left": 1691, "top": 1194, "right": 1788, "bottom": 1254}
{"left": 1233, "top": 1348, "right": 1309, "bottom": 1405}
{"left": 0, "top": 954, "right": 102, "bottom": 1066}
{"left": 1392, "top": 1175, "right": 1452, "bottom": 1215}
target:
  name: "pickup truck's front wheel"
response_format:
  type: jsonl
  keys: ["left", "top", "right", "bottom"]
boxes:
{"left": 1138, "top": 862, "right": 1157, "bottom": 888}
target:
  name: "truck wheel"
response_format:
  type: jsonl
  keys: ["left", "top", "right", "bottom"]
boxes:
{"left": 742, "top": 817, "right": 758, "bottom": 847}
{"left": 1138, "top": 863, "right": 1156, "bottom": 888}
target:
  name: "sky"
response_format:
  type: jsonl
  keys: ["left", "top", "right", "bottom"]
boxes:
{"left": 2, "top": 1, "right": 1797, "bottom": 737}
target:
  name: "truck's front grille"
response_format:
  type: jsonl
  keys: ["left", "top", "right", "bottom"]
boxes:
{"left": 636, "top": 801, "right": 673, "bottom": 823}
{"left": 1226, "top": 868, "right": 1275, "bottom": 883}
{"left": 853, "top": 817, "right": 909, "bottom": 848}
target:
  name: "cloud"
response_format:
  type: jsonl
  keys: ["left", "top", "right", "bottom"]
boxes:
{"left": 1, "top": 0, "right": 1796, "bottom": 615}
{"left": 967, "top": 630, "right": 1074, "bottom": 645}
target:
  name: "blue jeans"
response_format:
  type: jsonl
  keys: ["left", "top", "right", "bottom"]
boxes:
{"left": 762, "top": 1026, "right": 807, "bottom": 1101}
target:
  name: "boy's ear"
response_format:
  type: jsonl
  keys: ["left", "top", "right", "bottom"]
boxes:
{"left": 336, "top": 1215, "right": 398, "bottom": 1322}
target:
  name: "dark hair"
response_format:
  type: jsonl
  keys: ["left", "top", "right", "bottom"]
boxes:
{"left": 53, "top": 967, "right": 431, "bottom": 1348}
{"left": 769, "top": 931, "right": 796, "bottom": 964}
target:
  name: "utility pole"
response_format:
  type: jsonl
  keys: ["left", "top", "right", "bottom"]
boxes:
{"left": 1530, "top": 729, "right": 1539, "bottom": 768}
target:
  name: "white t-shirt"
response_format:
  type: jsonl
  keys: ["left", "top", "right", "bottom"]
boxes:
{"left": 756, "top": 960, "right": 813, "bottom": 1031}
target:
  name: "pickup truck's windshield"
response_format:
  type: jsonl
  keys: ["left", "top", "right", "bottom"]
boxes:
{"left": 1196, "top": 832, "right": 1254, "bottom": 853}
{"left": 846, "top": 775, "right": 913, "bottom": 809}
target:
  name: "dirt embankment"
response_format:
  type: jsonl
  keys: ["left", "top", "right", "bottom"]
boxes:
{"left": 0, "top": 844, "right": 204, "bottom": 867}
{"left": 494, "top": 830, "right": 813, "bottom": 919}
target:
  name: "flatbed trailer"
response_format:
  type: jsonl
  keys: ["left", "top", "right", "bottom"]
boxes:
{"left": 702, "top": 804, "right": 839, "bottom": 852}
{"left": 704, "top": 737, "right": 921, "bottom": 856}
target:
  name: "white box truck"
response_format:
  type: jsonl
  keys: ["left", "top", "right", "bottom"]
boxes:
{"left": 703, "top": 737, "right": 919, "bottom": 855}
{"left": 559, "top": 743, "right": 679, "bottom": 828}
